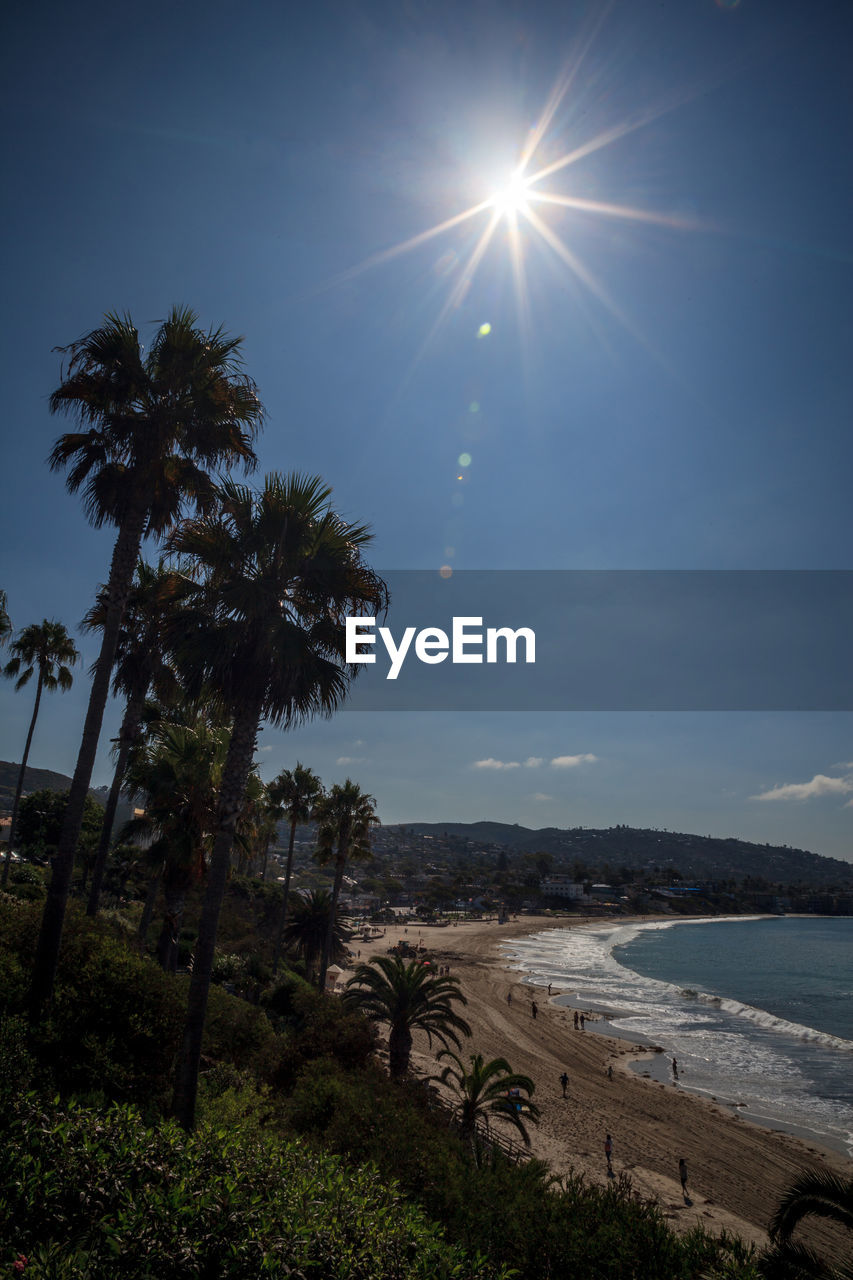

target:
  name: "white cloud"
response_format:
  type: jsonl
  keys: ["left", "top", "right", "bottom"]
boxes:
{"left": 533, "top": 793, "right": 553, "bottom": 802}
{"left": 550, "top": 754, "right": 598, "bottom": 768}
{"left": 524, "top": 756, "right": 544, "bottom": 768}
{"left": 258, "top": 745, "right": 274, "bottom": 753}
{"left": 336, "top": 755, "right": 367, "bottom": 766}
{"left": 750, "top": 773, "right": 853, "bottom": 802}
{"left": 473, "top": 758, "right": 521, "bottom": 770}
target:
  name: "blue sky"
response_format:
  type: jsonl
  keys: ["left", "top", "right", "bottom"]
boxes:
{"left": 2, "top": 0, "right": 851, "bottom": 860}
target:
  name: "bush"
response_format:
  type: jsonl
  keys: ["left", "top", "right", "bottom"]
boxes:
{"left": 0, "top": 1092, "right": 505, "bottom": 1279}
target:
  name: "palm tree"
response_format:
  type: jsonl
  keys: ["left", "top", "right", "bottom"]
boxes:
{"left": 436, "top": 1050, "right": 541, "bottom": 1155}
{"left": 165, "top": 472, "right": 388, "bottom": 1130}
{"left": 122, "top": 714, "right": 227, "bottom": 971}
{"left": 762, "top": 1171, "right": 853, "bottom": 1279}
{"left": 342, "top": 954, "right": 471, "bottom": 1079}
{"left": 0, "top": 590, "right": 10, "bottom": 648}
{"left": 315, "top": 780, "right": 378, "bottom": 992}
{"left": 2, "top": 621, "right": 79, "bottom": 888}
{"left": 29, "top": 307, "right": 262, "bottom": 1019}
{"left": 82, "top": 559, "right": 182, "bottom": 916}
{"left": 281, "top": 888, "right": 349, "bottom": 981}
{"left": 269, "top": 763, "right": 324, "bottom": 973}
{"left": 254, "top": 784, "right": 285, "bottom": 884}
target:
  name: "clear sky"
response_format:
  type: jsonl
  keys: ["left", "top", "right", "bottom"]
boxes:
{"left": 2, "top": 0, "right": 851, "bottom": 861}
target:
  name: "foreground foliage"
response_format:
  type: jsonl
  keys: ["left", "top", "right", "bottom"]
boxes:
{"left": 1, "top": 1091, "right": 501, "bottom": 1279}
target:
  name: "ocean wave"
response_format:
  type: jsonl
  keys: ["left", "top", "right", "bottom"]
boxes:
{"left": 705, "top": 994, "right": 853, "bottom": 1053}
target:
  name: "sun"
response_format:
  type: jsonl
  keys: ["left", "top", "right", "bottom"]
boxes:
{"left": 489, "top": 168, "right": 531, "bottom": 218}
{"left": 325, "top": 57, "right": 700, "bottom": 359}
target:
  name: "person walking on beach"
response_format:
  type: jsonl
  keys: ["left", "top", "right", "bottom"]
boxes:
{"left": 672, "top": 1056, "right": 679, "bottom": 1081}
{"left": 547, "top": 982, "right": 552, "bottom": 995}
{"left": 573, "top": 1011, "right": 579, "bottom": 1030}
{"left": 604, "top": 1134, "right": 613, "bottom": 1176}
{"left": 560, "top": 1071, "right": 569, "bottom": 1098}
{"left": 506, "top": 990, "right": 512, "bottom": 1006}
{"left": 679, "top": 1158, "right": 689, "bottom": 1199}
{"left": 531, "top": 1000, "right": 538, "bottom": 1020}
{"left": 579, "top": 1013, "right": 585, "bottom": 1030}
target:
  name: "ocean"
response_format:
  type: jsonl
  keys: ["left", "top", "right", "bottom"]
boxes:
{"left": 502, "top": 916, "right": 853, "bottom": 1159}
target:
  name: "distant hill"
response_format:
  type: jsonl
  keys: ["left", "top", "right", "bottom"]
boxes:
{"left": 390, "top": 820, "right": 853, "bottom": 887}
{"left": 0, "top": 761, "right": 108, "bottom": 813}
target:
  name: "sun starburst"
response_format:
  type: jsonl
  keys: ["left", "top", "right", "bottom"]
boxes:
{"left": 323, "top": 53, "right": 704, "bottom": 366}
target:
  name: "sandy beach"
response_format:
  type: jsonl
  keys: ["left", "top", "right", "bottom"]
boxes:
{"left": 344, "top": 914, "right": 852, "bottom": 1253}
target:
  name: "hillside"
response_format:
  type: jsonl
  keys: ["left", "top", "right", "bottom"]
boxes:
{"left": 390, "top": 821, "right": 853, "bottom": 887}
{"left": 0, "top": 761, "right": 121, "bottom": 820}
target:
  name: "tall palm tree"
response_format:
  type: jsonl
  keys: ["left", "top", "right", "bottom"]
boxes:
{"left": 342, "top": 954, "right": 471, "bottom": 1079}
{"left": 281, "top": 888, "right": 349, "bottom": 981}
{"left": 29, "top": 307, "right": 262, "bottom": 1019}
{"left": 763, "top": 1171, "right": 853, "bottom": 1280}
{"left": 315, "top": 780, "right": 378, "bottom": 992}
{"left": 2, "top": 621, "right": 79, "bottom": 888}
{"left": 269, "top": 763, "right": 324, "bottom": 973}
{"left": 82, "top": 559, "right": 182, "bottom": 916}
{"left": 0, "top": 589, "right": 10, "bottom": 648}
{"left": 436, "top": 1050, "right": 540, "bottom": 1155}
{"left": 165, "top": 472, "right": 388, "bottom": 1130}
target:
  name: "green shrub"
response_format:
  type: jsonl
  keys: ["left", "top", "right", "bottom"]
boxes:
{"left": 1, "top": 1092, "right": 505, "bottom": 1279}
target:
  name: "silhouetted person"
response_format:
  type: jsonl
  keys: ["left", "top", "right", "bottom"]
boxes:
{"left": 560, "top": 1071, "right": 569, "bottom": 1098}
{"left": 679, "top": 1158, "right": 689, "bottom": 1199}
{"left": 573, "top": 1011, "right": 579, "bottom": 1029}
{"left": 531, "top": 1001, "right": 538, "bottom": 1020}
{"left": 672, "top": 1056, "right": 679, "bottom": 1081}
{"left": 579, "top": 1013, "right": 585, "bottom": 1030}
{"left": 605, "top": 1134, "right": 613, "bottom": 1175}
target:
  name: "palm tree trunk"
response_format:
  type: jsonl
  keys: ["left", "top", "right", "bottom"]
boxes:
{"left": 388, "top": 1023, "right": 413, "bottom": 1079}
{"left": 86, "top": 692, "right": 144, "bottom": 916}
{"left": 138, "top": 869, "right": 161, "bottom": 943}
{"left": 28, "top": 501, "right": 148, "bottom": 1021}
{"left": 318, "top": 840, "right": 348, "bottom": 992}
{"left": 171, "top": 696, "right": 263, "bottom": 1132}
{"left": 1, "top": 672, "right": 44, "bottom": 888}
{"left": 271, "top": 816, "right": 298, "bottom": 975}
{"left": 156, "top": 883, "right": 186, "bottom": 972}
{"left": 260, "top": 833, "right": 272, "bottom": 882}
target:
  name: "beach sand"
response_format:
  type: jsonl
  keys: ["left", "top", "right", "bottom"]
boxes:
{"left": 344, "top": 914, "right": 853, "bottom": 1253}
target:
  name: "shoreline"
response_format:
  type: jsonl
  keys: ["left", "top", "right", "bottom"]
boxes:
{"left": 346, "top": 913, "right": 853, "bottom": 1251}
{"left": 504, "top": 913, "right": 852, "bottom": 1161}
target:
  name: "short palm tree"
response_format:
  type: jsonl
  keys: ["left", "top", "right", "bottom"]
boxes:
{"left": 281, "top": 888, "right": 349, "bottom": 981}
{"left": 165, "top": 472, "right": 388, "bottom": 1130}
{"left": 342, "top": 954, "right": 471, "bottom": 1079}
{"left": 763, "top": 1171, "right": 853, "bottom": 1280}
{"left": 122, "top": 715, "right": 227, "bottom": 971}
{"left": 269, "top": 763, "right": 324, "bottom": 972}
{"left": 30, "top": 307, "right": 262, "bottom": 1019}
{"left": 82, "top": 559, "right": 182, "bottom": 916}
{"left": 315, "top": 780, "right": 378, "bottom": 992}
{"left": 2, "top": 620, "right": 79, "bottom": 887}
{"left": 437, "top": 1050, "right": 541, "bottom": 1155}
